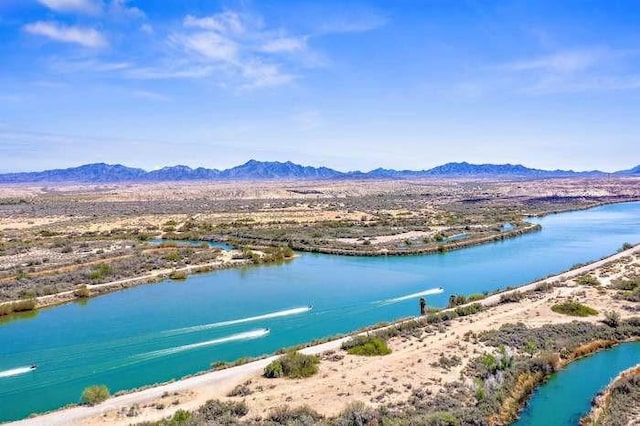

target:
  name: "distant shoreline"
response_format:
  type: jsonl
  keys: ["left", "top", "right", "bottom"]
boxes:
{"left": 2, "top": 199, "right": 638, "bottom": 317}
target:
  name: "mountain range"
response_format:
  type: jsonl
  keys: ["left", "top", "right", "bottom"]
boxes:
{"left": 0, "top": 160, "right": 637, "bottom": 183}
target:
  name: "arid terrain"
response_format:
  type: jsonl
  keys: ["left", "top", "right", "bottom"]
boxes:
{"left": 3, "top": 177, "right": 640, "bottom": 425}
{"left": 2, "top": 177, "right": 639, "bottom": 308}
{"left": 14, "top": 236, "right": 640, "bottom": 426}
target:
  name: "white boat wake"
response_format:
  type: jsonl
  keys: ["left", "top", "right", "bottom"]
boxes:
{"left": 378, "top": 287, "right": 444, "bottom": 305}
{"left": 165, "top": 306, "right": 312, "bottom": 335}
{"left": 137, "top": 329, "right": 270, "bottom": 360}
{"left": 0, "top": 366, "right": 34, "bottom": 378}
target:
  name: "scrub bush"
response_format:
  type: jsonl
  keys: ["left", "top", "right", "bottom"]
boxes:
{"left": 264, "top": 351, "right": 319, "bottom": 379}
{"left": 81, "top": 385, "right": 110, "bottom": 405}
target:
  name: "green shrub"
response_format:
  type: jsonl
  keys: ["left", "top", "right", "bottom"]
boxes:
{"left": 611, "top": 275, "right": 640, "bottom": 291}
{"left": 74, "top": 285, "right": 91, "bottom": 298}
{"left": 448, "top": 294, "right": 467, "bottom": 308}
{"left": 227, "top": 382, "right": 252, "bottom": 397}
{"left": 88, "top": 263, "right": 112, "bottom": 280}
{"left": 198, "top": 399, "right": 248, "bottom": 420}
{"left": 467, "top": 293, "right": 486, "bottom": 302}
{"left": 335, "top": 401, "right": 380, "bottom": 425}
{"left": 424, "top": 303, "right": 483, "bottom": 325}
{"left": 164, "top": 252, "right": 181, "bottom": 262}
{"left": 171, "top": 409, "right": 190, "bottom": 423}
{"left": 575, "top": 275, "right": 601, "bottom": 286}
{"left": 81, "top": 385, "right": 110, "bottom": 405}
{"left": 603, "top": 310, "right": 621, "bottom": 328}
{"left": 551, "top": 301, "right": 598, "bottom": 317}
{"left": 426, "top": 313, "right": 441, "bottom": 324}
{"left": 455, "top": 303, "right": 484, "bottom": 317}
{"left": 169, "top": 270, "right": 187, "bottom": 280}
{"left": 264, "top": 351, "right": 319, "bottom": 379}
{"left": 499, "top": 291, "right": 524, "bottom": 304}
{"left": 420, "top": 411, "right": 461, "bottom": 425}
{"left": 341, "top": 335, "right": 391, "bottom": 356}
{"left": 267, "top": 405, "right": 323, "bottom": 423}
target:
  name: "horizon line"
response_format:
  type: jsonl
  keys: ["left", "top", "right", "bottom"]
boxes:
{"left": 0, "top": 159, "right": 633, "bottom": 175}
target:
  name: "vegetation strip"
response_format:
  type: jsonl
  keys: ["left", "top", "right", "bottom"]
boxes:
{"left": 581, "top": 364, "right": 640, "bottom": 425}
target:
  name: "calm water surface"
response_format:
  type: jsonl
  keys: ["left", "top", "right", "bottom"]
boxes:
{"left": 514, "top": 342, "right": 640, "bottom": 425}
{"left": 1, "top": 202, "right": 640, "bottom": 421}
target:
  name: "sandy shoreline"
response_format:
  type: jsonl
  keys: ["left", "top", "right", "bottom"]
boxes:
{"left": 9, "top": 243, "right": 640, "bottom": 426}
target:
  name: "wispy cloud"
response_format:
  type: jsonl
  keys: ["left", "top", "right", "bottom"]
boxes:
{"left": 136, "top": 10, "right": 305, "bottom": 88}
{"left": 503, "top": 48, "right": 620, "bottom": 74}
{"left": 520, "top": 75, "right": 640, "bottom": 95}
{"left": 259, "top": 37, "right": 307, "bottom": 54}
{"left": 184, "top": 11, "right": 248, "bottom": 34}
{"left": 23, "top": 21, "right": 108, "bottom": 48}
{"left": 239, "top": 60, "right": 295, "bottom": 89}
{"left": 37, "top": 0, "right": 144, "bottom": 18}
{"left": 38, "top": 0, "right": 103, "bottom": 15}
{"left": 495, "top": 46, "right": 640, "bottom": 95}
{"left": 20, "top": 6, "right": 384, "bottom": 90}
{"left": 108, "top": 0, "right": 145, "bottom": 20}
{"left": 316, "top": 12, "right": 387, "bottom": 34}
{"left": 50, "top": 59, "right": 131, "bottom": 72}
{"left": 171, "top": 31, "right": 238, "bottom": 62}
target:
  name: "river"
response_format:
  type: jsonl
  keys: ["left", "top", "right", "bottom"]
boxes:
{"left": 514, "top": 341, "right": 640, "bottom": 425}
{"left": 1, "top": 202, "right": 640, "bottom": 421}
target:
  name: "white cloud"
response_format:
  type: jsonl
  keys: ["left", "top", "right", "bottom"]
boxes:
{"left": 172, "top": 31, "right": 238, "bottom": 62}
{"left": 184, "top": 11, "right": 248, "bottom": 35}
{"left": 38, "top": 0, "right": 103, "bottom": 15}
{"left": 23, "top": 21, "right": 107, "bottom": 48}
{"left": 50, "top": 59, "right": 131, "bottom": 72}
{"left": 240, "top": 60, "right": 295, "bottom": 89}
{"left": 109, "top": 0, "right": 145, "bottom": 20}
{"left": 505, "top": 49, "right": 605, "bottom": 73}
{"left": 164, "top": 10, "right": 304, "bottom": 88}
{"left": 26, "top": 6, "right": 377, "bottom": 90}
{"left": 259, "top": 37, "right": 306, "bottom": 53}
{"left": 126, "top": 64, "right": 218, "bottom": 80}
{"left": 491, "top": 47, "right": 640, "bottom": 95}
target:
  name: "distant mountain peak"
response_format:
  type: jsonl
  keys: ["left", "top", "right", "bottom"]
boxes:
{"left": 0, "top": 160, "right": 626, "bottom": 183}
{"left": 617, "top": 164, "right": 640, "bottom": 175}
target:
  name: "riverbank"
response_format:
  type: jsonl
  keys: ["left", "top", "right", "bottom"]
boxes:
{"left": 581, "top": 364, "right": 640, "bottom": 425}
{"left": 231, "top": 222, "right": 542, "bottom": 257}
{"left": 12, "top": 242, "right": 640, "bottom": 425}
{"left": 0, "top": 222, "right": 540, "bottom": 316}
{"left": 3, "top": 198, "right": 637, "bottom": 317}
{"left": 0, "top": 250, "right": 252, "bottom": 314}
{"left": 0, "top": 244, "right": 302, "bottom": 314}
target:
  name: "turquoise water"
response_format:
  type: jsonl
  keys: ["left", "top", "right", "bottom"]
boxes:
{"left": 1, "top": 202, "right": 640, "bottom": 421}
{"left": 514, "top": 342, "right": 640, "bottom": 425}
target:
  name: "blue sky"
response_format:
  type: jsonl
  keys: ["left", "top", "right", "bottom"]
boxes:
{"left": 1, "top": 0, "right": 639, "bottom": 173}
